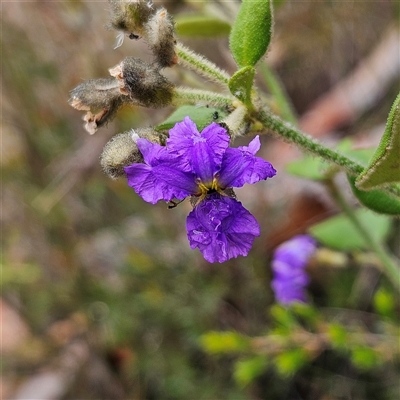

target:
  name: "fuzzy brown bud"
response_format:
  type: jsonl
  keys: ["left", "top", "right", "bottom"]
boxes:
{"left": 69, "top": 78, "right": 122, "bottom": 110}
{"left": 69, "top": 78, "right": 129, "bottom": 134}
{"left": 144, "top": 8, "right": 177, "bottom": 68}
{"left": 108, "top": 0, "right": 155, "bottom": 39}
{"left": 100, "top": 127, "right": 164, "bottom": 179}
{"left": 109, "top": 57, "right": 174, "bottom": 107}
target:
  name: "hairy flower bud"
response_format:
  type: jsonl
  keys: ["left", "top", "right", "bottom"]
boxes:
{"left": 69, "top": 78, "right": 122, "bottom": 111}
{"left": 69, "top": 78, "right": 128, "bottom": 134}
{"left": 221, "top": 104, "right": 249, "bottom": 138}
{"left": 109, "top": 57, "right": 174, "bottom": 107}
{"left": 108, "top": 0, "right": 155, "bottom": 47}
{"left": 108, "top": 1, "right": 177, "bottom": 67}
{"left": 100, "top": 127, "right": 164, "bottom": 179}
{"left": 144, "top": 8, "right": 177, "bottom": 68}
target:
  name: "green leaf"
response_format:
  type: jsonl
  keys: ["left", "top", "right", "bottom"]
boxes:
{"left": 228, "top": 66, "right": 255, "bottom": 106}
{"left": 309, "top": 209, "right": 391, "bottom": 251}
{"left": 234, "top": 356, "right": 268, "bottom": 387}
{"left": 351, "top": 346, "right": 379, "bottom": 370}
{"left": 356, "top": 93, "right": 400, "bottom": 189}
{"left": 291, "top": 303, "right": 319, "bottom": 327}
{"left": 155, "top": 105, "right": 227, "bottom": 132}
{"left": 347, "top": 174, "right": 400, "bottom": 216}
{"left": 373, "top": 287, "right": 396, "bottom": 318}
{"left": 327, "top": 323, "right": 348, "bottom": 349}
{"left": 286, "top": 155, "right": 328, "bottom": 180}
{"left": 175, "top": 15, "right": 231, "bottom": 37}
{"left": 229, "top": 0, "right": 273, "bottom": 68}
{"left": 270, "top": 304, "right": 296, "bottom": 328}
{"left": 274, "top": 349, "right": 308, "bottom": 376}
{"left": 200, "top": 331, "right": 250, "bottom": 355}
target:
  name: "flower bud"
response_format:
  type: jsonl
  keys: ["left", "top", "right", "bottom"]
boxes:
{"left": 109, "top": 57, "right": 174, "bottom": 107}
{"left": 69, "top": 78, "right": 128, "bottom": 134}
{"left": 144, "top": 8, "right": 177, "bottom": 68}
{"left": 100, "top": 127, "right": 164, "bottom": 179}
{"left": 69, "top": 78, "right": 122, "bottom": 110}
{"left": 108, "top": 0, "right": 155, "bottom": 41}
{"left": 221, "top": 104, "right": 249, "bottom": 138}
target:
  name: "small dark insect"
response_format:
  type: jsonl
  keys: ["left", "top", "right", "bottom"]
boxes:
{"left": 212, "top": 111, "right": 219, "bottom": 120}
{"left": 129, "top": 33, "right": 140, "bottom": 40}
{"left": 168, "top": 199, "right": 183, "bottom": 209}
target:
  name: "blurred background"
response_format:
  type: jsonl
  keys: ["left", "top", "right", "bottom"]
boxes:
{"left": 2, "top": 1, "right": 399, "bottom": 399}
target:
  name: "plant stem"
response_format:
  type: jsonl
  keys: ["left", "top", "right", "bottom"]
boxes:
{"left": 326, "top": 178, "right": 400, "bottom": 290}
{"left": 176, "top": 42, "right": 231, "bottom": 86}
{"left": 257, "top": 108, "right": 363, "bottom": 173}
{"left": 256, "top": 108, "right": 400, "bottom": 199}
{"left": 174, "top": 87, "right": 233, "bottom": 108}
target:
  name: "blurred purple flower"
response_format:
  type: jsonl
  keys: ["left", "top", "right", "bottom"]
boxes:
{"left": 124, "top": 117, "right": 276, "bottom": 263}
{"left": 271, "top": 235, "right": 317, "bottom": 305}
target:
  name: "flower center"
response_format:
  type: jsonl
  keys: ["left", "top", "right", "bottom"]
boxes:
{"left": 197, "top": 176, "right": 221, "bottom": 195}
{"left": 192, "top": 176, "right": 226, "bottom": 206}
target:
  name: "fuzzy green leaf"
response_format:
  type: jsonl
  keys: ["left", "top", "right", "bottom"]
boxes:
{"left": 234, "top": 356, "right": 268, "bottom": 387}
{"left": 228, "top": 66, "right": 255, "bottom": 106}
{"left": 229, "top": 0, "right": 273, "bottom": 68}
{"left": 348, "top": 174, "right": 400, "bottom": 216}
{"left": 327, "top": 323, "right": 348, "bottom": 349}
{"left": 270, "top": 304, "right": 297, "bottom": 328}
{"left": 351, "top": 346, "right": 380, "bottom": 370}
{"left": 155, "top": 105, "right": 227, "bottom": 132}
{"left": 356, "top": 93, "right": 400, "bottom": 189}
{"left": 200, "top": 331, "right": 250, "bottom": 355}
{"left": 274, "top": 349, "right": 308, "bottom": 376}
{"left": 176, "top": 15, "right": 231, "bottom": 37}
{"left": 290, "top": 303, "right": 319, "bottom": 326}
{"left": 309, "top": 209, "right": 391, "bottom": 251}
{"left": 373, "top": 287, "right": 396, "bottom": 318}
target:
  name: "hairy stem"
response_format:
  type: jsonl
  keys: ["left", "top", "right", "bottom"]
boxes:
{"left": 176, "top": 42, "right": 230, "bottom": 86}
{"left": 174, "top": 87, "right": 233, "bottom": 108}
{"left": 256, "top": 108, "right": 400, "bottom": 198}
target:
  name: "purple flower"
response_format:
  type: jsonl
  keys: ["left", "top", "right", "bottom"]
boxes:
{"left": 124, "top": 117, "right": 276, "bottom": 263}
{"left": 271, "top": 235, "right": 317, "bottom": 305}
{"left": 187, "top": 193, "right": 260, "bottom": 263}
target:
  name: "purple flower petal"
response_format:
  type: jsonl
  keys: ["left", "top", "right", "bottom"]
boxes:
{"left": 274, "top": 235, "right": 317, "bottom": 269}
{"left": 218, "top": 136, "right": 276, "bottom": 188}
{"left": 270, "top": 235, "right": 317, "bottom": 305}
{"left": 271, "top": 261, "right": 310, "bottom": 286}
{"left": 167, "top": 117, "right": 230, "bottom": 183}
{"left": 124, "top": 138, "right": 198, "bottom": 204}
{"left": 186, "top": 193, "right": 260, "bottom": 263}
{"left": 270, "top": 279, "right": 308, "bottom": 305}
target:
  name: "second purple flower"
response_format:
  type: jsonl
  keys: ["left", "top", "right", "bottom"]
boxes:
{"left": 124, "top": 116, "right": 276, "bottom": 263}
{"left": 271, "top": 235, "right": 317, "bottom": 305}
